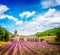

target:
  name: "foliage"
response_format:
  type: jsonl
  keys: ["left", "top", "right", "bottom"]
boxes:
{"left": 48, "top": 42, "right": 60, "bottom": 45}
{"left": 0, "top": 27, "right": 12, "bottom": 41}
{"left": 40, "top": 38, "right": 44, "bottom": 42}
{"left": 4, "top": 31, "right": 9, "bottom": 41}
{"left": 0, "top": 28, "right": 5, "bottom": 41}
{"left": 34, "top": 27, "right": 60, "bottom": 37}
{"left": 55, "top": 31, "right": 60, "bottom": 42}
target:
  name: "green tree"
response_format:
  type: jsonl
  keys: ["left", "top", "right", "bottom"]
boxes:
{"left": 40, "top": 38, "right": 44, "bottom": 42}
{"left": 4, "top": 31, "right": 9, "bottom": 42}
{"left": 0, "top": 29, "right": 5, "bottom": 41}
{"left": 55, "top": 31, "right": 60, "bottom": 42}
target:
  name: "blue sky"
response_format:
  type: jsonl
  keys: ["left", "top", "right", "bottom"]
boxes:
{"left": 0, "top": 0, "right": 60, "bottom": 35}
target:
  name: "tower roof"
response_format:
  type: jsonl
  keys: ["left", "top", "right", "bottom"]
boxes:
{"left": 14, "top": 30, "right": 17, "bottom": 34}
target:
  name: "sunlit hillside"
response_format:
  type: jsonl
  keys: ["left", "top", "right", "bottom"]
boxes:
{"left": 34, "top": 27, "right": 60, "bottom": 37}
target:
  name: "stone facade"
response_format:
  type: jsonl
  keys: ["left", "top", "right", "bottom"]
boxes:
{"left": 9, "top": 30, "right": 39, "bottom": 42}
{"left": 9, "top": 30, "right": 56, "bottom": 42}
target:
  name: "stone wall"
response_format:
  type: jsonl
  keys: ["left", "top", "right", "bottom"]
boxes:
{"left": 10, "top": 35, "right": 56, "bottom": 42}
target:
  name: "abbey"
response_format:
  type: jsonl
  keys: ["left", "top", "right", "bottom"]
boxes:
{"left": 9, "top": 30, "right": 56, "bottom": 42}
{"left": 9, "top": 30, "right": 40, "bottom": 42}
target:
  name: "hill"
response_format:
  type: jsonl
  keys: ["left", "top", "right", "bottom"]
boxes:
{"left": 0, "top": 27, "right": 12, "bottom": 41}
{"left": 34, "top": 27, "right": 60, "bottom": 37}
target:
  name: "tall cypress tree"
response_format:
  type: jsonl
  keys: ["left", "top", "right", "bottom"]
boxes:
{"left": 0, "top": 28, "right": 5, "bottom": 41}
{"left": 4, "top": 31, "right": 9, "bottom": 42}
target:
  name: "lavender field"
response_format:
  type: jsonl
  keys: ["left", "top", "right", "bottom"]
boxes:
{"left": 0, "top": 42, "right": 60, "bottom": 55}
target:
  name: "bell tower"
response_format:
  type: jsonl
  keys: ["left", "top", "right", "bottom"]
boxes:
{"left": 14, "top": 30, "right": 17, "bottom": 34}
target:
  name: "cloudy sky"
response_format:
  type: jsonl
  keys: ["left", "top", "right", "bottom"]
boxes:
{"left": 0, "top": 0, "right": 60, "bottom": 35}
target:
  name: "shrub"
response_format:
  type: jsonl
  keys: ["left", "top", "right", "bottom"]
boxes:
{"left": 48, "top": 42, "right": 60, "bottom": 45}
{"left": 4, "top": 31, "right": 9, "bottom": 42}
{"left": 0, "top": 27, "right": 10, "bottom": 42}
{"left": 40, "top": 38, "right": 44, "bottom": 42}
{"left": 55, "top": 31, "right": 60, "bottom": 42}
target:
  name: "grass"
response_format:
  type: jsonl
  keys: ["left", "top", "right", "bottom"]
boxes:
{"left": 0, "top": 41, "right": 8, "bottom": 45}
{"left": 48, "top": 42, "right": 60, "bottom": 45}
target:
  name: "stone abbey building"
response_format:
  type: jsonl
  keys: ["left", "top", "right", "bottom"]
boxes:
{"left": 9, "top": 30, "right": 56, "bottom": 42}
{"left": 9, "top": 30, "right": 39, "bottom": 42}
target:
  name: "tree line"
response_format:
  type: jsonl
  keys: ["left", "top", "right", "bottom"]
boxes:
{"left": 0, "top": 27, "right": 12, "bottom": 42}
{"left": 34, "top": 27, "right": 60, "bottom": 42}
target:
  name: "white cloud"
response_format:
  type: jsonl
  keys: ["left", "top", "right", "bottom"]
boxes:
{"left": 0, "top": 4, "right": 21, "bottom": 25}
{"left": 0, "top": 14, "right": 19, "bottom": 24}
{"left": 0, "top": 14, "right": 24, "bottom": 25}
{"left": 19, "top": 11, "right": 36, "bottom": 18}
{"left": 6, "top": 15, "right": 18, "bottom": 22}
{"left": 0, "top": 5, "right": 18, "bottom": 22}
{"left": 0, "top": 5, "right": 9, "bottom": 14}
{"left": 17, "top": 8, "right": 60, "bottom": 35}
{"left": 41, "top": 0, "right": 60, "bottom": 8}
{"left": 49, "top": 16, "right": 60, "bottom": 23}
{"left": 0, "top": 5, "right": 9, "bottom": 19}
{"left": 16, "top": 21, "right": 23, "bottom": 25}
{"left": 44, "top": 8, "right": 56, "bottom": 17}
{"left": 0, "top": 4, "right": 60, "bottom": 35}
{"left": 55, "top": 0, "right": 60, "bottom": 4}
{"left": 0, "top": 14, "right": 7, "bottom": 19}
{"left": 0, "top": 5, "right": 24, "bottom": 27}
{"left": 33, "top": 8, "right": 60, "bottom": 25}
